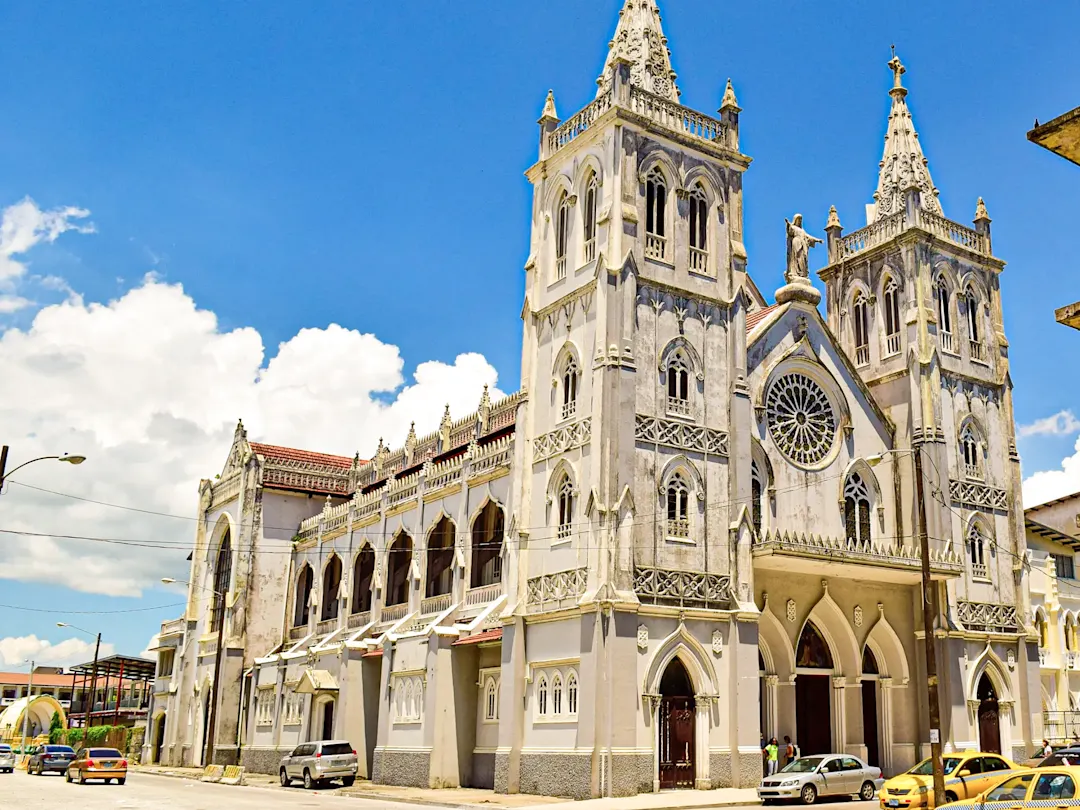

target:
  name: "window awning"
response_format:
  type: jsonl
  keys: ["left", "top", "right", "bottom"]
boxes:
{"left": 452, "top": 628, "right": 503, "bottom": 646}
{"left": 295, "top": 669, "right": 339, "bottom": 694}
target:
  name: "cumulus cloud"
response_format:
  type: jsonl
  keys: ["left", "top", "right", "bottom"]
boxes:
{"left": 1023, "top": 434, "right": 1080, "bottom": 507}
{"left": 1018, "top": 410, "right": 1080, "bottom": 439}
{"left": 0, "top": 199, "right": 503, "bottom": 598}
{"left": 0, "top": 635, "right": 116, "bottom": 669}
{"left": 0, "top": 197, "right": 93, "bottom": 312}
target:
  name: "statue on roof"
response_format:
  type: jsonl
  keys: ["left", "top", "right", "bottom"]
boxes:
{"left": 784, "top": 214, "right": 822, "bottom": 284}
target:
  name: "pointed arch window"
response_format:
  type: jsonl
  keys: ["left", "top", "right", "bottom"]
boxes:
{"left": 645, "top": 168, "right": 668, "bottom": 260}
{"left": 556, "top": 473, "right": 574, "bottom": 542}
{"left": 320, "top": 554, "right": 342, "bottom": 622}
{"left": 351, "top": 545, "right": 375, "bottom": 615}
{"left": 966, "top": 287, "right": 985, "bottom": 361}
{"left": 583, "top": 174, "right": 598, "bottom": 263}
{"left": 483, "top": 676, "right": 500, "bottom": 722}
{"left": 968, "top": 522, "right": 989, "bottom": 580}
{"left": 853, "top": 292, "right": 870, "bottom": 366}
{"left": 751, "top": 461, "right": 764, "bottom": 537}
{"left": 425, "top": 517, "right": 455, "bottom": 600}
{"left": 883, "top": 278, "right": 901, "bottom": 356}
{"left": 796, "top": 621, "right": 834, "bottom": 670}
{"left": 561, "top": 355, "right": 580, "bottom": 421}
{"left": 862, "top": 646, "right": 880, "bottom": 676}
{"left": 551, "top": 672, "right": 564, "bottom": 716}
{"left": 386, "top": 534, "right": 414, "bottom": 607}
{"left": 665, "top": 472, "right": 690, "bottom": 540}
{"left": 536, "top": 674, "right": 549, "bottom": 717}
{"left": 937, "top": 277, "right": 955, "bottom": 353}
{"left": 688, "top": 184, "right": 709, "bottom": 273}
{"left": 555, "top": 191, "right": 571, "bottom": 281}
{"left": 470, "top": 501, "right": 504, "bottom": 588}
{"left": 1066, "top": 616, "right": 1077, "bottom": 653}
{"left": 961, "top": 423, "right": 982, "bottom": 480}
{"left": 1036, "top": 613, "right": 1049, "bottom": 649}
{"left": 567, "top": 670, "right": 578, "bottom": 716}
{"left": 666, "top": 352, "right": 691, "bottom": 417}
{"left": 210, "top": 530, "right": 232, "bottom": 635}
{"left": 293, "top": 564, "right": 313, "bottom": 629}
{"left": 844, "top": 471, "right": 872, "bottom": 546}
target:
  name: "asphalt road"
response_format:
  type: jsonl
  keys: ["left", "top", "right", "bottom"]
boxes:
{"left": 0, "top": 769, "right": 438, "bottom": 810}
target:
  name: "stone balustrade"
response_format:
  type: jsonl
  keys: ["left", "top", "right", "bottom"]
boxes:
{"left": 955, "top": 600, "right": 1020, "bottom": 633}
{"left": 287, "top": 625, "right": 308, "bottom": 641}
{"left": 628, "top": 86, "right": 728, "bottom": 147}
{"left": 386, "top": 472, "right": 420, "bottom": 509}
{"left": 465, "top": 583, "right": 503, "bottom": 607}
{"left": 633, "top": 566, "right": 730, "bottom": 610}
{"left": 381, "top": 603, "right": 409, "bottom": 624}
{"left": 547, "top": 87, "right": 614, "bottom": 155}
{"left": 159, "top": 617, "right": 186, "bottom": 637}
{"left": 421, "top": 593, "right": 454, "bottom": 616}
{"left": 831, "top": 206, "right": 990, "bottom": 264}
{"left": 752, "top": 529, "right": 965, "bottom": 574}
{"left": 347, "top": 610, "right": 371, "bottom": 630}
{"left": 315, "top": 618, "right": 338, "bottom": 637}
{"left": 526, "top": 568, "right": 587, "bottom": 613}
{"left": 836, "top": 212, "right": 905, "bottom": 260}
{"left": 469, "top": 436, "right": 515, "bottom": 480}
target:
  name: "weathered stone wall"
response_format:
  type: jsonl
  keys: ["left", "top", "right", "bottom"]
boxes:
{"left": 373, "top": 748, "right": 431, "bottom": 788}
{"left": 469, "top": 752, "right": 495, "bottom": 789}
{"left": 241, "top": 746, "right": 287, "bottom": 775}
{"left": 519, "top": 752, "right": 591, "bottom": 800}
{"left": 610, "top": 752, "right": 653, "bottom": 797}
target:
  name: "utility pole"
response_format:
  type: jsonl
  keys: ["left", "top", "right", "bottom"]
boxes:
{"left": 83, "top": 633, "right": 101, "bottom": 736}
{"left": 20, "top": 660, "right": 34, "bottom": 752}
{"left": 0, "top": 446, "right": 9, "bottom": 491}
{"left": 915, "top": 445, "right": 946, "bottom": 806}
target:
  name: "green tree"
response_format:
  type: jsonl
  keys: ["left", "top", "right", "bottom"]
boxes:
{"left": 48, "top": 711, "right": 64, "bottom": 744}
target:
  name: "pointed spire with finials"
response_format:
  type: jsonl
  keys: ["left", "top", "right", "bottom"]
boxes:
{"left": 596, "top": 0, "right": 680, "bottom": 103}
{"left": 869, "top": 48, "right": 943, "bottom": 224}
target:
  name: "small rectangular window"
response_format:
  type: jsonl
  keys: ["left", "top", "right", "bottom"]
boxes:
{"left": 1055, "top": 554, "right": 1076, "bottom": 580}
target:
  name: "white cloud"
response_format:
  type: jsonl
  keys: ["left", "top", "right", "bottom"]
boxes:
{"left": 0, "top": 265, "right": 502, "bottom": 597}
{"left": 0, "top": 635, "right": 116, "bottom": 669}
{"left": 0, "top": 197, "right": 93, "bottom": 295}
{"left": 138, "top": 636, "right": 159, "bottom": 660}
{"left": 1024, "top": 433, "right": 1080, "bottom": 507}
{"left": 1018, "top": 410, "right": 1080, "bottom": 439}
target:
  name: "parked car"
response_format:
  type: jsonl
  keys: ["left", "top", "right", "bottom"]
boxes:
{"left": 279, "top": 740, "right": 358, "bottom": 789}
{"left": 758, "top": 754, "right": 884, "bottom": 804}
{"left": 1030, "top": 747, "right": 1080, "bottom": 768}
{"left": 880, "top": 751, "right": 1019, "bottom": 809}
{"left": 26, "top": 745, "right": 76, "bottom": 776}
{"left": 65, "top": 747, "right": 127, "bottom": 785}
{"left": 933, "top": 766, "right": 1080, "bottom": 809}
{"left": 0, "top": 744, "right": 14, "bottom": 773}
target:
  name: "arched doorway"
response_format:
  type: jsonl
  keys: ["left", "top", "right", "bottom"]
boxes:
{"left": 658, "top": 658, "right": 695, "bottom": 790}
{"left": 152, "top": 713, "right": 167, "bottom": 764}
{"left": 861, "top": 647, "right": 880, "bottom": 768}
{"left": 977, "top": 673, "right": 1001, "bottom": 754}
{"left": 316, "top": 698, "right": 336, "bottom": 741}
{"left": 795, "top": 621, "right": 834, "bottom": 755}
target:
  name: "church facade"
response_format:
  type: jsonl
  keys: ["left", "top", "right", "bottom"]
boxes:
{"left": 145, "top": 1, "right": 1041, "bottom": 799}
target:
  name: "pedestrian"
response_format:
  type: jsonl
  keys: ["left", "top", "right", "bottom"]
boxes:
{"left": 761, "top": 735, "right": 768, "bottom": 776}
{"left": 1042, "top": 739, "right": 1053, "bottom": 757}
{"left": 784, "top": 735, "right": 799, "bottom": 767}
{"left": 766, "top": 737, "right": 780, "bottom": 776}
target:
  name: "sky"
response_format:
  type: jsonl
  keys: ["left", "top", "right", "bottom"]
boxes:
{"left": 0, "top": 0, "right": 1078, "bottom": 667}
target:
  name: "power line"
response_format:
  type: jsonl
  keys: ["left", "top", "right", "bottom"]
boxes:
{"left": 0, "top": 601, "right": 185, "bottom": 615}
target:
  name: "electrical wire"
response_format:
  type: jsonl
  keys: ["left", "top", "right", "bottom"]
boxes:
{"left": 0, "top": 601, "right": 185, "bottom": 615}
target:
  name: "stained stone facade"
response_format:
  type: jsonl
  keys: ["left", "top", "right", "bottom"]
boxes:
{"left": 144, "top": 0, "right": 1041, "bottom": 798}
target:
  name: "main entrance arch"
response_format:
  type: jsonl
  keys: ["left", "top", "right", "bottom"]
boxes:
{"left": 977, "top": 673, "right": 1001, "bottom": 754}
{"left": 658, "top": 658, "right": 695, "bottom": 790}
{"left": 795, "top": 621, "right": 834, "bottom": 755}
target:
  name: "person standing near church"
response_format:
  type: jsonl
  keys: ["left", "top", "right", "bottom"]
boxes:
{"left": 784, "top": 735, "right": 799, "bottom": 767}
{"left": 766, "top": 737, "right": 780, "bottom": 776}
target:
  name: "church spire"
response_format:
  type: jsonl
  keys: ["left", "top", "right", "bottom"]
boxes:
{"left": 869, "top": 50, "right": 942, "bottom": 223}
{"left": 596, "top": 0, "right": 680, "bottom": 103}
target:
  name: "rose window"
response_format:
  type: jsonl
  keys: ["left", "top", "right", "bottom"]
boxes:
{"left": 765, "top": 373, "right": 837, "bottom": 466}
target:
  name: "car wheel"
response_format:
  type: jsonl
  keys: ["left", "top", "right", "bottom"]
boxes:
{"left": 117, "top": 778, "right": 125, "bottom": 786}
{"left": 65, "top": 770, "right": 72, "bottom": 783}
{"left": 801, "top": 783, "right": 817, "bottom": 804}
{"left": 860, "top": 781, "right": 876, "bottom": 801}
{"left": 303, "top": 770, "right": 314, "bottom": 790}
{"left": 945, "top": 791, "right": 958, "bottom": 804}
{"left": 342, "top": 776, "right": 355, "bottom": 787}
{"left": 280, "top": 770, "right": 291, "bottom": 787}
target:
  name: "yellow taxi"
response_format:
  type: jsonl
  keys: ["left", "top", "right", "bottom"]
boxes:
{"left": 938, "top": 766, "right": 1080, "bottom": 809}
{"left": 880, "top": 752, "right": 1020, "bottom": 809}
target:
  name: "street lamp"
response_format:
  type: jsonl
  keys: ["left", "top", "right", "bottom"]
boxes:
{"left": 57, "top": 622, "right": 102, "bottom": 738}
{"left": 867, "top": 447, "right": 946, "bottom": 806}
{"left": 162, "top": 577, "right": 225, "bottom": 766}
{"left": 0, "top": 445, "right": 86, "bottom": 495}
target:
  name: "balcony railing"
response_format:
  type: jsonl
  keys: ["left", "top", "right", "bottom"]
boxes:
{"left": 556, "top": 256, "right": 567, "bottom": 281}
{"left": 667, "top": 397, "right": 690, "bottom": 417}
{"left": 689, "top": 247, "right": 708, "bottom": 273}
{"left": 627, "top": 86, "right": 728, "bottom": 148}
{"left": 421, "top": 593, "right": 453, "bottom": 616}
{"left": 753, "top": 529, "right": 965, "bottom": 575}
{"left": 885, "top": 333, "right": 901, "bottom": 357}
{"left": 666, "top": 518, "right": 690, "bottom": 540}
{"left": 940, "top": 331, "right": 955, "bottom": 354}
{"left": 159, "top": 617, "right": 186, "bottom": 638}
{"left": 964, "top": 463, "right": 982, "bottom": 481}
{"left": 972, "top": 562, "right": 989, "bottom": 580}
{"left": 835, "top": 211, "right": 905, "bottom": 261}
{"left": 1039, "top": 647, "right": 1050, "bottom": 666}
{"left": 913, "top": 207, "right": 987, "bottom": 254}
{"left": 198, "top": 636, "right": 217, "bottom": 657}
{"left": 288, "top": 625, "right": 308, "bottom": 641}
{"left": 1044, "top": 711, "right": 1080, "bottom": 742}
{"left": 465, "top": 583, "right": 503, "bottom": 607}
{"left": 645, "top": 233, "right": 667, "bottom": 261}
{"left": 561, "top": 400, "right": 577, "bottom": 421}
{"left": 584, "top": 238, "right": 596, "bottom": 264}
{"left": 855, "top": 345, "right": 870, "bottom": 366}
{"left": 546, "top": 87, "right": 614, "bottom": 154}
{"left": 347, "top": 610, "right": 372, "bottom": 629}
{"left": 970, "top": 340, "right": 986, "bottom": 362}
{"left": 381, "top": 603, "right": 409, "bottom": 624}
{"left": 316, "top": 618, "right": 338, "bottom": 636}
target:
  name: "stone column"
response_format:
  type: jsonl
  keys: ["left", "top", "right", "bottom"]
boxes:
{"left": 695, "top": 696, "right": 713, "bottom": 790}
{"left": 878, "top": 677, "right": 894, "bottom": 775}
{"left": 764, "top": 675, "right": 779, "bottom": 740}
{"left": 831, "top": 676, "right": 848, "bottom": 754}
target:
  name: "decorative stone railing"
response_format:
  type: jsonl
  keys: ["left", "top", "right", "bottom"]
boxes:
{"left": 296, "top": 517, "right": 320, "bottom": 545}
{"left": 1039, "top": 647, "right": 1050, "bottom": 666}
{"left": 353, "top": 489, "right": 382, "bottom": 522}
{"left": 159, "top": 617, "right": 186, "bottom": 638}
{"left": 381, "top": 603, "right": 409, "bottom": 624}
{"left": 633, "top": 566, "right": 730, "bottom": 610}
{"left": 527, "top": 568, "right": 587, "bottom": 612}
{"left": 533, "top": 418, "right": 591, "bottom": 463}
{"left": 914, "top": 207, "right": 987, "bottom": 254}
{"left": 832, "top": 207, "right": 990, "bottom": 263}
{"left": 628, "top": 86, "right": 728, "bottom": 147}
{"left": 955, "top": 600, "right": 1020, "bottom": 633}
{"left": 469, "top": 436, "right": 514, "bottom": 479}
{"left": 547, "top": 87, "right": 615, "bottom": 154}
{"left": 426, "top": 456, "right": 463, "bottom": 492}
{"left": 288, "top": 625, "right": 308, "bottom": 641}
{"left": 488, "top": 391, "right": 524, "bottom": 433}
{"left": 347, "top": 610, "right": 371, "bottom": 630}
{"left": 836, "top": 211, "right": 905, "bottom": 260}
{"left": 752, "top": 529, "right": 965, "bottom": 573}
{"left": 949, "top": 480, "right": 1008, "bottom": 512}
{"left": 323, "top": 501, "right": 350, "bottom": 535}
{"left": 465, "top": 583, "right": 503, "bottom": 607}
{"left": 386, "top": 473, "right": 420, "bottom": 509}
{"left": 198, "top": 636, "right": 218, "bottom": 657}
{"left": 421, "top": 593, "right": 454, "bottom": 616}
{"left": 635, "top": 414, "right": 729, "bottom": 456}
{"left": 263, "top": 457, "right": 350, "bottom": 496}
{"left": 315, "top": 618, "right": 338, "bottom": 636}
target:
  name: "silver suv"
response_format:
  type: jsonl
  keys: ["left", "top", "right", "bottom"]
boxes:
{"left": 0, "top": 744, "right": 14, "bottom": 773}
{"left": 279, "top": 740, "right": 357, "bottom": 789}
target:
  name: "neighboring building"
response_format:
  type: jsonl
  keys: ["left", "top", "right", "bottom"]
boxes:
{"left": 147, "top": 0, "right": 1041, "bottom": 798}
{"left": 0, "top": 670, "right": 77, "bottom": 711}
{"left": 1027, "top": 106, "right": 1080, "bottom": 330}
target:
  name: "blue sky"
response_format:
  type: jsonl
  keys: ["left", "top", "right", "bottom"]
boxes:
{"left": 0, "top": 0, "right": 1078, "bottom": 664}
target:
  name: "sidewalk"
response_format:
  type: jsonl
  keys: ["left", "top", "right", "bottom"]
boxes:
{"left": 134, "top": 765, "right": 759, "bottom": 809}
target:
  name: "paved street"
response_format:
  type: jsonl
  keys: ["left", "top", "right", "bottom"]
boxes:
{"left": 0, "top": 767, "right": 881, "bottom": 810}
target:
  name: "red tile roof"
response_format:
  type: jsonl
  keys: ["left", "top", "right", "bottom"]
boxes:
{"left": 361, "top": 648, "right": 383, "bottom": 658}
{"left": 250, "top": 443, "right": 354, "bottom": 469}
{"left": 0, "top": 672, "right": 138, "bottom": 688}
{"left": 746, "top": 304, "right": 780, "bottom": 334}
{"left": 452, "top": 628, "right": 503, "bottom": 646}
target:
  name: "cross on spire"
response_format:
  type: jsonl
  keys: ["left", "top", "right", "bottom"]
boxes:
{"left": 887, "top": 46, "right": 906, "bottom": 92}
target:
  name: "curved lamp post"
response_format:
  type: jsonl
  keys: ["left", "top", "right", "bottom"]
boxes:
{"left": 0, "top": 446, "right": 86, "bottom": 495}
{"left": 56, "top": 622, "right": 102, "bottom": 738}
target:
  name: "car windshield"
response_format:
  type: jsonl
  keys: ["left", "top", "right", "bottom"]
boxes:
{"left": 908, "top": 756, "right": 963, "bottom": 776}
{"left": 46, "top": 746, "right": 74, "bottom": 753}
{"left": 781, "top": 757, "right": 826, "bottom": 773}
{"left": 321, "top": 743, "right": 353, "bottom": 756}
{"left": 88, "top": 748, "right": 122, "bottom": 758}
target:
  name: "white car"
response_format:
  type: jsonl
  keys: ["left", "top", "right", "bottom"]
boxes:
{"left": 759, "top": 754, "right": 885, "bottom": 804}
{"left": 0, "top": 744, "right": 14, "bottom": 774}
